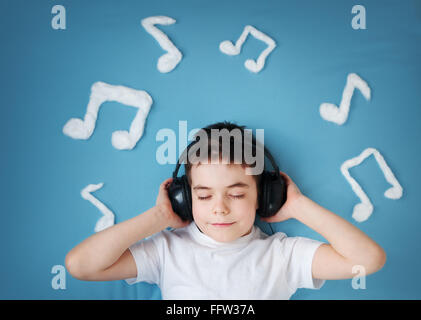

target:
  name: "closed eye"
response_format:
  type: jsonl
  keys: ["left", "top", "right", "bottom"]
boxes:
{"left": 197, "top": 195, "right": 245, "bottom": 200}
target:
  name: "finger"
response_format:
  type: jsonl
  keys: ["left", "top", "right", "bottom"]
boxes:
{"left": 160, "top": 178, "right": 173, "bottom": 189}
{"left": 279, "top": 171, "right": 290, "bottom": 180}
{"left": 261, "top": 212, "right": 289, "bottom": 223}
{"left": 260, "top": 215, "right": 277, "bottom": 223}
{"left": 279, "top": 171, "right": 292, "bottom": 184}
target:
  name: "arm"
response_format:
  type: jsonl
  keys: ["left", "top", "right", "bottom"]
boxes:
{"left": 65, "top": 178, "right": 189, "bottom": 281}
{"left": 262, "top": 172, "right": 386, "bottom": 280}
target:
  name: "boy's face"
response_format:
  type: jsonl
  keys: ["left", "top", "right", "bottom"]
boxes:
{"left": 190, "top": 163, "right": 258, "bottom": 242}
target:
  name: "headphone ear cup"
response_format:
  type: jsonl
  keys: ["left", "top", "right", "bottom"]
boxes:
{"left": 167, "top": 176, "right": 193, "bottom": 221}
{"left": 181, "top": 175, "right": 193, "bottom": 220}
{"left": 257, "top": 171, "right": 287, "bottom": 218}
{"left": 257, "top": 172, "right": 268, "bottom": 217}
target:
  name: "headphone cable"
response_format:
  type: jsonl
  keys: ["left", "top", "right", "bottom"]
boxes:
{"left": 268, "top": 222, "right": 275, "bottom": 235}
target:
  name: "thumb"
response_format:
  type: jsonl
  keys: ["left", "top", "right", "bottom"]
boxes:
{"left": 260, "top": 211, "right": 289, "bottom": 223}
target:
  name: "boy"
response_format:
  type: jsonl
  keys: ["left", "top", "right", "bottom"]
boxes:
{"left": 65, "top": 121, "right": 386, "bottom": 299}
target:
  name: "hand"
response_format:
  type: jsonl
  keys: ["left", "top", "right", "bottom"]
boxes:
{"left": 156, "top": 178, "right": 190, "bottom": 229}
{"left": 260, "top": 171, "right": 304, "bottom": 223}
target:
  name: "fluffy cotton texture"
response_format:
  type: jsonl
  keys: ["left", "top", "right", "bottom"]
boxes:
{"left": 81, "top": 183, "right": 115, "bottom": 232}
{"left": 219, "top": 25, "right": 276, "bottom": 73}
{"left": 141, "top": 16, "right": 182, "bottom": 73}
{"left": 320, "top": 73, "right": 371, "bottom": 125}
{"left": 63, "top": 81, "right": 153, "bottom": 150}
{"left": 341, "top": 147, "right": 403, "bottom": 222}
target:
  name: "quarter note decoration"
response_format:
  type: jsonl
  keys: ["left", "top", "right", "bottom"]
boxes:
{"left": 341, "top": 147, "right": 403, "bottom": 222}
{"left": 219, "top": 25, "right": 276, "bottom": 73}
{"left": 320, "top": 73, "right": 371, "bottom": 125}
{"left": 63, "top": 81, "right": 153, "bottom": 150}
{"left": 81, "top": 183, "right": 115, "bottom": 232}
{"left": 141, "top": 16, "right": 183, "bottom": 73}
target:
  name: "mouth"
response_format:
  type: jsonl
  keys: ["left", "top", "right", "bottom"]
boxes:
{"left": 211, "top": 222, "right": 236, "bottom": 227}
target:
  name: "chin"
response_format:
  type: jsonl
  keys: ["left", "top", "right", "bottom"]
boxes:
{"left": 207, "top": 228, "right": 245, "bottom": 242}
{"left": 205, "top": 223, "right": 252, "bottom": 242}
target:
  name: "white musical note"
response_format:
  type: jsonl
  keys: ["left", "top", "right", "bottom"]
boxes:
{"left": 81, "top": 183, "right": 115, "bottom": 232}
{"left": 320, "top": 73, "right": 371, "bottom": 125}
{"left": 219, "top": 25, "right": 276, "bottom": 73}
{"left": 141, "top": 16, "right": 183, "bottom": 73}
{"left": 341, "top": 147, "right": 403, "bottom": 222}
{"left": 62, "top": 81, "right": 153, "bottom": 150}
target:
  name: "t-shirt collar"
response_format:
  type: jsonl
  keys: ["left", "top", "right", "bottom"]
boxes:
{"left": 188, "top": 221, "right": 257, "bottom": 249}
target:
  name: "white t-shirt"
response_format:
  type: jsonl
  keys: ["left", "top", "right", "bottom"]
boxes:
{"left": 125, "top": 222, "right": 325, "bottom": 299}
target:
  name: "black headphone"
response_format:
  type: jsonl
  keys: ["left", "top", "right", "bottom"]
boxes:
{"left": 167, "top": 137, "right": 287, "bottom": 221}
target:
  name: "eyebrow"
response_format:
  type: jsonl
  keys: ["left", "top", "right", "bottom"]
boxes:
{"left": 192, "top": 182, "right": 249, "bottom": 190}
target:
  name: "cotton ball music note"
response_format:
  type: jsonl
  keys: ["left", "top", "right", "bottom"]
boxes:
{"left": 63, "top": 81, "right": 153, "bottom": 150}
{"left": 341, "top": 147, "right": 403, "bottom": 222}
{"left": 219, "top": 25, "right": 276, "bottom": 73}
{"left": 219, "top": 40, "right": 240, "bottom": 55}
{"left": 141, "top": 16, "right": 183, "bottom": 73}
{"left": 320, "top": 73, "right": 371, "bottom": 125}
{"left": 81, "top": 183, "right": 115, "bottom": 233}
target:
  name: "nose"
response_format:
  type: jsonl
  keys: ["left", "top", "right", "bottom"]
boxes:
{"left": 213, "top": 194, "right": 230, "bottom": 215}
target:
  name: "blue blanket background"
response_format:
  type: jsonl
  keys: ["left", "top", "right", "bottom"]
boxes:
{"left": 1, "top": 0, "right": 420, "bottom": 299}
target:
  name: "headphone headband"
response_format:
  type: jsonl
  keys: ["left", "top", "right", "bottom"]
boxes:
{"left": 172, "top": 135, "right": 280, "bottom": 179}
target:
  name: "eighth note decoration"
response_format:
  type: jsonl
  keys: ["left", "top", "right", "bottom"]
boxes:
{"left": 141, "top": 16, "right": 183, "bottom": 73}
{"left": 320, "top": 73, "right": 371, "bottom": 125}
{"left": 81, "top": 183, "right": 115, "bottom": 232}
{"left": 341, "top": 147, "right": 403, "bottom": 223}
{"left": 63, "top": 81, "right": 153, "bottom": 150}
{"left": 219, "top": 25, "right": 276, "bottom": 73}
